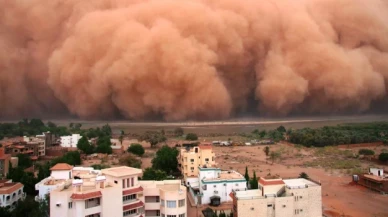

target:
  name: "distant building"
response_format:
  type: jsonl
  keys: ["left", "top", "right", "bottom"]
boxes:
{"left": 354, "top": 168, "right": 388, "bottom": 194}
{"left": 36, "top": 131, "right": 56, "bottom": 147}
{"left": 0, "top": 147, "right": 11, "bottom": 178}
{"left": 60, "top": 134, "right": 82, "bottom": 148}
{"left": 4, "top": 140, "right": 43, "bottom": 160}
{"left": 0, "top": 179, "right": 26, "bottom": 209}
{"left": 23, "top": 136, "right": 46, "bottom": 157}
{"left": 198, "top": 167, "right": 247, "bottom": 205}
{"left": 178, "top": 144, "right": 216, "bottom": 186}
{"left": 44, "top": 164, "right": 187, "bottom": 217}
{"left": 230, "top": 177, "right": 322, "bottom": 217}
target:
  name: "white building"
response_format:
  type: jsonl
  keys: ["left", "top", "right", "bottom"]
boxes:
{"left": 0, "top": 179, "right": 26, "bottom": 209}
{"left": 60, "top": 134, "right": 82, "bottom": 148}
{"left": 197, "top": 167, "right": 247, "bottom": 205}
{"left": 46, "top": 165, "right": 187, "bottom": 217}
{"left": 231, "top": 177, "right": 322, "bottom": 217}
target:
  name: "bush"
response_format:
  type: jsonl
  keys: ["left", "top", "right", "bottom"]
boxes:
{"left": 119, "top": 154, "right": 142, "bottom": 168}
{"left": 127, "top": 143, "right": 145, "bottom": 156}
{"left": 174, "top": 127, "right": 184, "bottom": 137}
{"left": 358, "top": 149, "right": 375, "bottom": 155}
{"left": 185, "top": 133, "right": 198, "bottom": 141}
{"left": 142, "top": 168, "right": 167, "bottom": 180}
{"left": 299, "top": 172, "right": 309, "bottom": 179}
{"left": 379, "top": 153, "right": 388, "bottom": 162}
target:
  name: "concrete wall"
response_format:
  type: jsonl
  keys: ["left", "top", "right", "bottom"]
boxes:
{"left": 52, "top": 170, "right": 72, "bottom": 180}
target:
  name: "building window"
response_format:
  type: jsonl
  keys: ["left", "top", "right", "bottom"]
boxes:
{"left": 123, "top": 194, "right": 136, "bottom": 202}
{"left": 179, "top": 214, "right": 185, "bottom": 217}
{"left": 205, "top": 158, "right": 209, "bottom": 162}
{"left": 178, "top": 199, "right": 185, "bottom": 207}
{"left": 85, "top": 198, "right": 100, "bottom": 209}
{"left": 85, "top": 214, "right": 100, "bottom": 217}
{"left": 267, "top": 204, "right": 272, "bottom": 207}
{"left": 190, "top": 159, "right": 194, "bottom": 162}
{"left": 161, "top": 199, "right": 165, "bottom": 207}
{"left": 212, "top": 157, "right": 214, "bottom": 161}
{"left": 131, "top": 177, "right": 134, "bottom": 187}
{"left": 190, "top": 167, "right": 194, "bottom": 171}
{"left": 123, "top": 179, "right": 125, "bottom": 188}
{"left": 123, "top": 209, "right": 137, "bottom": 216}
{"left": 18, "top": 190, "right": 21, "bottom": 195}
{"left": 167, "top": 215, "right": 176, "bottom": 217}
{"left": 68, "top": 202, "right": 73, "bottom": 209}
{"left": 167, "top": 200, "right": 176, "bottom": 208}
{"left": 114, "top": 180, "right": 118, "bottom": 184}
{"left": 127, "top": 178, "right": 130, "bottom": 187}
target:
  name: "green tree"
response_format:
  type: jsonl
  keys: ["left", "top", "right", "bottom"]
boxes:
{"left": 101, "top": 124, "right": 112, "bottom": 136}
{"left": 119, "top": 154, "right": 142, "bottom": 168}
{"left": 37, "top": 162, "right": 51, "bottom": 181}
{"left": 379, "top": 153, "right": 388, "bottom": 162}
{"left": 259, "top": 130, "right": 266, "bottom": 138}
{"left": 77, "top": 136, "right": 94, "bottom": 154}
{"left": 16, "top": 154, "right": 32, "bottom": 169}
{"left": 264, "top": 146, "right": 270, "bottom": 157}
{"left": 91, "top": 164, "right": 110, "bottom": 170}
{"left": 152, "top": 145, "right": 179, "bottom": 174}
{"left": 95, "top": 136, "right": 112, "bottom": 154}
{"left": 52, "top": 151, "right": 81, "bottom": 166}
{"left": 277, "top": 125, "right": 286, "bottom": 133}
{"left": 244, "top": 166, "right": 250, "bottom": 185}
{"left": 127, "top": 143, "right": 145, "bottom": 156}
{"left": 119, "top": 130, "right": 125, "bottom": 145}
{"left": 142, "top": 168, "right": 168, "bottom": 180}
{"left": 299, "top": 172, "right": 309, "bottom": 179}
{"left": 250, "top": 171, "right": 258, "bottom": 189}
{"left": 140, "top": 131, "right": 167, "bottom": 147}
{"left": 185, "top": 133, "right": 198, "bottom": 141}
{"left": 21, "top": 172, "right": 38, "bottom": 195}
{"left": 174, "top": 127, "right": 184, "bottom": 137}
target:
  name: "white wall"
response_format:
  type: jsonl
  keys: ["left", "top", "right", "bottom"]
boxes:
{"left": 200, "top": 180, "right": 246, "bottom": 204}
{"left": 51, "top": 170, "right": 72, "bottom": 180}
{"left": 60, "top": 134, "right": 81, "bottom": 148}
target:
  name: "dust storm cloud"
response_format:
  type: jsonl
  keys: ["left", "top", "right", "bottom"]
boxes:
{"left": 0, "top": 0, "right": 387, "bottom": 121}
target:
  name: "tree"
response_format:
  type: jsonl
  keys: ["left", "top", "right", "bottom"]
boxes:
{"left": 37, "top": 162, "right": 51, "bottom": 181}
{"left": 142, "top": 168, "right": 168, "bottom": 180}
{"left": 127, "top": 143, "right": 145, "bottom": 156}
{"left": 140, "top": 131, "right": 167, "bottom": 147}
{"left": 269, "top": 151, "right": 281, "bottom": 164}
{"left": 119, "top": 130, "right": 125, "bottom": 145}
{"left": 152, "top": 145, "right": 179, "bottom": 174}
{"left": 378, "top": 153, "right": 388, "bottom": 162}
{"left": 77, "top": 136, "right": 94, "bottom": 154}
{"left": 277, "top": 125, "right": 286, "bottom": 133}
{"left": 174, "top": 127, "right": 184, "bottom": 137}
{"left": 244, "top": 166, "right": 250, "bottom": 185}
{"left": 250, "top": 171, "right": 258, "bottom": 189}
{"left": 21, "top": 172, "right": 38, "bottom": 195}
{"left": 119, "top": 154, "right": 142, "bottom": 168}
{"left": 52, "top": 151, "right": 81, "bottom": 166}
{"left": 101, "top": 124, "right": 112, "bottom": 136}
{"left": 91, "top": 164, "right": 110, "bottom": 170}
{"left": 264, "top": 146, "right": 270, "bottom": 157}
{"left": 299, "top": 172, "right": 309, "bottom": 179}
{"left": 185, "top": 133, "right": 198, "bottom": 141}
{"left": 358, "top": 149, "right": 375, "bottom": 155}
{"left": 16, "top": 154, "right": 32, "bottom": 169}
{"left": 259, "top": 130, "right": 266, "bottom": 138}
{"left": 95, "top": 136, "right": 112, "bottom": 154}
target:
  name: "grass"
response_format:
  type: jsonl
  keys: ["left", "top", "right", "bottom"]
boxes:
{"left": 304, "top": 158, "right": 361, "bottom": 170}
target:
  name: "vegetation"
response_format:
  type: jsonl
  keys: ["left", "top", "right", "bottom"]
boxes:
{"left": 142, "top": 168, "right": 168, "bottom": 180}
{"left": 264, "top": 146, "right": 270, "bottom": 157}
{"left": 16, "top": 154, "right": 32, "bottom": 169}
{"left": 378, "top": 153, "right": 388, "bottom": 162}
{"left": 174, "top": 127, "right": 184, "bottom": 137}
{"left": 0, "top": 196, "right": 49, "bottom": 217}
{"left": 91, "top": 164, "right": 110, "bottom": 170}
{"left": 151, "top": 145, "right": 179, "bottom": 174}
{"left": 127, "top": 143, "right": 145, "bottom": 156}
{"left": 244, "top": 166, "right": 249, "bottom": 185}
{"left": 119, "top": 130, "right": 125, "bottom": 145}
{"left": 269, "top": 151, "right": 281, "bottom": 164}
{"left": 185, "top": 133, "right": 198, "bottom": 141}
{"left": 119, "top": 154, "right": 142, "bottom": 168}
{"left": 140, "top": 131, "right": 167, "bottom": 147}
{"left": 358, "top": 149, "right": 375, "bottom": 155}
{"left": 299, "top": 172, "right": 309, "bottom": 179}
{"left": 77, "top": 136, "right": 94, "bottom": 154}
{"left": 95, "top": 136, "right": 112, "bottom": 154}
{"left": 289, "top": 122, "right": 388, "bottom": 147}
{"left": 249, "top": 170, "right": 258, "bottom": 189}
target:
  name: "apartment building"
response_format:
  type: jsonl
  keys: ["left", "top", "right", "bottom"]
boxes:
{"left": 231, "top": 177, "right": 322, "bottom": 217}
{"left": 23, "top": 136, "right": 46, "bottom": 157}
{"left": 195, "top": 167, "right": 247, "bottom": 205}
{"left": 47, "top": 164, "right": 187, "bottom": 217}
{"left": 0, "top": 147, "right": 11, "bottom": 178}
{"left": 178, "top": 144, "right": 216, "bottom": 185}
{"left": 0, "top": 179, "right": 26, "bottom": 209}
{"left": 60, "top": 134, "right": 82, "bottom": 148}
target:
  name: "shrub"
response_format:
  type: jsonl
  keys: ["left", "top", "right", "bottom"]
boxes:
{"left": 378, "top": 153, "right": 388, "bottom": 162}
{"left": 185, "top": 133, "right": 198, "bottom": 141}
{"left": 127, "top": 143, "right": 145, "bottom": 156}
{"left": 358, "top": 149, "right": 375, "bottom": 155}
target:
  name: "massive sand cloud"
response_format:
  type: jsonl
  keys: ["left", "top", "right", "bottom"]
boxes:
{"left": 0, "top": 0, "right": 387, "bottom": 121}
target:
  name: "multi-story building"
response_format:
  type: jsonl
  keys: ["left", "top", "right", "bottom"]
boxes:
{"left": 47, "top": 164, "right": 187, "bottom": 217}
{"left": 178, "top": 144, "right": 216, "bottom": 185}
{"left": 0, "top": 147, "right": 11, "bottom": 178}
{"left": 196, "top": 167, "right": 247, "bottom": 205}
{"left": 0, "top": 179, "right": 26, "bottom": 209}
{"left": 4, "top": 141, "right": 40, "bottom": 160}
{"left": 354, "top": 168, "right": 388, "bottom": 193}
{"left": 230, "top": 177, "right": 322, "bottom": 217}
{"left": 23, "top": 136, "right": 46, "bottom": 157}
{"left": 60, "top": 134, "right": 82, "bottom": 148}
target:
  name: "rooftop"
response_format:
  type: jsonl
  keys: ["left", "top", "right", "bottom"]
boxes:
{"left": 363, "top": 174, "right": 388, "bottom": 182}
{"left": 283, "top": 178, "right": 319, "bottom": 188}
{"left": 102, "top": 166, "right": 142, "bottom": 177}
{"left": 139, "top": 180, "right": 184, "bottom": 191}
{"left": 0, "top": 182, "right": 23, "bottom": 195}
{"left": 50, "top": 163, "right": 74, "bottom": 171}
{"left": 203, "top": 170, "right": 245, "bottom": 182}
{"left": 259, "top": 178, "right": 285, "bottom": 186}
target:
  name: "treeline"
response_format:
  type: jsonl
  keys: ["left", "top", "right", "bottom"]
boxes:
{"left": 0, "top": 118, "right": 112, "bottom": 139}
{"left": 288, "top": 122, "right": 388, "bottom": 147}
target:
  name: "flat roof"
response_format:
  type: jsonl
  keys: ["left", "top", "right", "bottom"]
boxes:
{"left": 139, "top": 180, "right": 183, "bottom": 191}
{"left": 203, "top": 170, "right": 245, "bottom": 182}
{"left": 235, "top": 189, "right": 261, "bottom": 198}
{"left": 102, "top": 166, "right": 142, "bottom": 177}
{"left": 283, "top": 178, "right": 319, "bottom": 187}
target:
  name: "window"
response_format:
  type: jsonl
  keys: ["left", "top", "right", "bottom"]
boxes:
{"left": 267, "top": 204, "right": 272, "bottom": 207}
{"left": 235, "top": 183, "right": 239, "bottom": 186}
{"left": 212, "top": 157, "right": 214, "bottom": 161}
{"left": 205, "top": 158, "right": 209, "bottom": 162}
{"left": 178, "top": 214, "right": 185, "bottom": 217}
{"left": 167, "top": 215, "right": 176, "bottom": 217}
{"left": 123, "top": 194, "right": 136, "bottom": 202}
{"left": 178, "top": 199, "right": 185, "bottom": 207}
{"left": 167, "top": 200, "right": 176, "bottom": 208}
{"left": 114, "top": 180, "right": 118, "bottom": 184}
{"left": 85, "top": 214, "right": 100, "bottom": 217}
{"left": 18, "top": 190, "right": 21, "bottom": 195}
{"left": 123, "top": 209, "right": 137, "bottom": 216}
{"left": 190, "top": 159, "right": 194, "bottom": 162}
{"left": 127, "top": 178, "right": 130, "bottom": 188}
{"left": 299, "top": 196, "right": 302, "bottom": 199}
{"left": 213, "top": 185, "right": 217, "bottom": 188}
{"left": 161, "top": 199, "right": 165, "bottom": 207}
{"left": 131, "top": 177, "right": 134, "bottom": 187}
{"left": 190, "top": 167, "right": 194, "bottom": 171}
{"left": 122, "top": 179, "right": 125, "bottom": 188}
{"left": 68, "top": 202, "right": 73, "bottom": 209}
{"left": 85, "top": 198, "right": 100, "bottom": 209}
{"left": 282, "top": 205, "right": 286, "bottom": 208}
